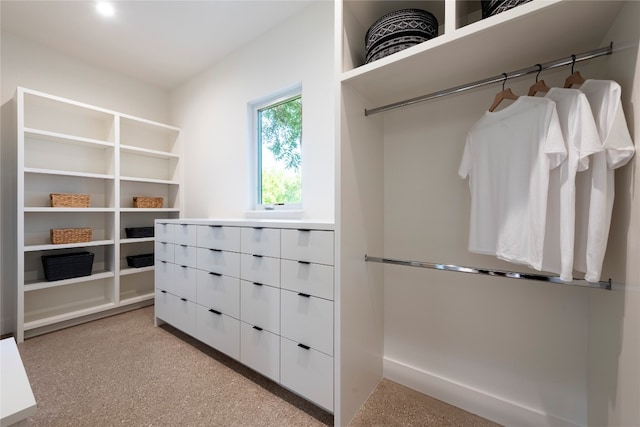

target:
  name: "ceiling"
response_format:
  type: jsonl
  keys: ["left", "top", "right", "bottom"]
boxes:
{"left": 1, "top": 0, "right": 315, "bottom": 90}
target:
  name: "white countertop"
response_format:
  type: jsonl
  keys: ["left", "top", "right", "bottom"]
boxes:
{"left": 156, "top": 218, "right": 335, "bottom": 231}
{"left": 0, "top": 338, "right": 37, "bottom": 426}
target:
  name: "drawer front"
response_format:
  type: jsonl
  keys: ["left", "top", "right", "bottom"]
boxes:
{"left": 280, "top": 290, "right": 333, "bottom": 356}
{"left": 280, "top": 337, "right": 333, "bottom": 412}
{"left": 240, "top": 280, "right": 280, "bottom": 334}
{"left": 154, "top": 241, "right": 174, "bottom": 263}
{"left": 155, "top": 222, "right": 174, "bottom": 243}
{"left": 174, "top": 265, "right": 197, "bottom": 301}
{"left": 196, "top": 270, "right": 240, "bottom": 319}
{"left": 155, "top": 260, "right": 174, "bottom": 293}
{"left": 241, "top": 227, "right": 280, "bottom": 257}
{"left": 174, "top": 244, "right": 197, "bottom": 268}
{"left": 197, "top": 248, "right": 241, "bottom": 278}
{"left": 240, "top": 253, "right": 280, "bottom": 287}
{"left": 281, "top": 259, "right": 334, "bottom": 301}
{"left": 173, "top": 297, "right": 197, "bottom": 337}
{"left": 196, "top": 225, "right": 240, "bottom": 252}
{"left": 155, "top": 289, "right": 174, "bottom": 324}
{"left": 173, "top": 223, "right": 198, "bottom": 246}
{"left": 240, "top": 322, "right": 280, "bottom": 383}
{"left": 281, "top": 229, "right": 334, "bottom": 265}
{"left": 196, "top": 305, "right": 240, "bottom": 360}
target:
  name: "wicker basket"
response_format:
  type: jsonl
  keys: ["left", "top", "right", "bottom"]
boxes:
{"left": 50, "top": 193, "right": 90, "bottom": 208}
{"left": 133, "top": 197, "right": 163, "bottom": 208}
{"left": 50, "top": 228, "right": 92, "bottom": 244}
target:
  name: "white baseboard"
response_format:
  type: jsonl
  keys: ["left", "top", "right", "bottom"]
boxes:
{"left": 383, "top": 357, "right": 582, "bottom": 427}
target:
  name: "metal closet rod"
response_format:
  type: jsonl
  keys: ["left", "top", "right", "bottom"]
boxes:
{"left": 364, "top": 42, "right": 614, "bottom": 116}
{"left": 364, "top": 255, "right": 615, "bottom": 290}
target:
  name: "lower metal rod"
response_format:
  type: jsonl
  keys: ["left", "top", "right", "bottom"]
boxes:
{"left": 364, "top": 42, "right": 613, "bottom": 116}
{"left": 364, "top": 255, "right": 614, "bottom": 290}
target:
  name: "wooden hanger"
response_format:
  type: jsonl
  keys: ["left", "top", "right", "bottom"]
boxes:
{"left": 489, "top": 73, "right": 519, "bottom": 112}
{"left": 564, "top": 54, "right": 585, "bottom": 88}
{"left": 528, "top": 64, "right": 551, "bottom": 96}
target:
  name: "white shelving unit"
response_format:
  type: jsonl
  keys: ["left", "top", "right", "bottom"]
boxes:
{"left": 337, "top": 1, "right": 634, "bottom": 427}
{"left": 11, "top": 87, "right": 182, "bottom": 342}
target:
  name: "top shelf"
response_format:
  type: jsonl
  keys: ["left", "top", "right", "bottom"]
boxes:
{"left": 340, "top": 0, "right": 624, "bottom": 108}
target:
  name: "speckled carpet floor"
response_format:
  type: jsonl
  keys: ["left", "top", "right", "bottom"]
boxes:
{"left": 17, "top": 306, "right": 499, "bottom": 426}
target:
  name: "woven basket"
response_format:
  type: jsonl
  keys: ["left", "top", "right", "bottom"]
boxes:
{"left": 50, "top": 228, "right": 92, "bottom": 244}
{"left": 133, "top": 197, "right": 163, "bottom": 208}
{"left": 50, "top": 193, "right": 90, "bottom": 208}
{"left": 42, "top": 251, "right": 94, "bottom": 281}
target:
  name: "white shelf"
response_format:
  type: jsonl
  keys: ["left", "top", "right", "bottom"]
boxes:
{"left": 119, "top": 292, "right": 154, "bottom": 305}
{"left": 24, "top": 207, "right": 115, "bottom": 213}
{"left": 341, "top": 0, "right": 624, "bottom": 108}
{"left": 120, "top": 176, "right": 179, "bottom": 185}
{"left": 120, "top": 144, "right": 179, "bottom": 160}
{"left": 24, "top": 271, "right": 115, "bottom": 291}
{"left": 120, "top": 266, "right": 154, "bottom": 276}
{"left": 24, "top": 167, "right": 115, "bottom": 180}
{"left": 120, "top": 208, "right": 180, "bottom": 213}
{"left": 24, "top": 240, "right": 115, "bottom": 252}
{"left": 121, "top": 237, "right": 155, "bottom": 244}
{"left": 24, "top": 128, "right": 114, "bottom": 148}
{"left": 24, "top": 302, "right": 117, "bottom": 331}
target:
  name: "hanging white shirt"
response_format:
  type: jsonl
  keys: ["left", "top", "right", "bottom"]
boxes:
{"left": 540, "top": 88, "right": 602, "bottom": 281}
{"left": 459, "top": 96, "right": 566, "bottom": 270}
{"left": 574, "top": 79, "right": 635, "bottom": 282}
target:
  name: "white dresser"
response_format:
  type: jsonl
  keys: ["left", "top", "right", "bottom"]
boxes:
{"left": 154, "top": 219, "right": 335, "bottom": 412}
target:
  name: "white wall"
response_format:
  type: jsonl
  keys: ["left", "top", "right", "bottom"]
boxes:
{"left": 170, "top": 1, "right": 334, "bottom": 220}
{"left": 0, "top": 32, "right": 172, "bottom": 335}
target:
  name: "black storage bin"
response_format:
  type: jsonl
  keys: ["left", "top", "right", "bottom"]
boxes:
{"left": 125, "top": 227, "right": 154, "bottom": 238}
{"left": 42, "top": 251, "right": 94, "bottom": 281}
{"left": 127, "top": 253, "right": 154, "bottom": 268}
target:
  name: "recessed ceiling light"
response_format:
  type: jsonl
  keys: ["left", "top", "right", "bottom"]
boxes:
{"left": 96, "top": 2, "right": 115, "bottom": 18}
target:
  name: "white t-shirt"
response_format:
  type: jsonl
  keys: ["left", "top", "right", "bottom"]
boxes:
{"left": 540, "top": 88, "right": 602, "bottom": 281}
{"left": 574, "top": 79, "right": 635, "bottom": 282}
{"left": 459, "top": 96, "right": 566, "bottom": 270}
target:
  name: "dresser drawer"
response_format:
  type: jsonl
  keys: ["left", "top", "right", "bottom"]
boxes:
{"left": 154, "top": 241, "right": 174, "bottom": 263}
{"left": 281, "top": 259, "right": 334, "bottom": 301}
{"left": 174, "top": 244, "right": 197, "bottom": 268}
{"left": 240, "top": 322, "right": 280, "bottom": 383}
{"left": 197, "top": 225, "right": 240, "bottom": 252}
{"left": 241, "top": 227, "right": 280, "bottom": 257}
{"left": 155, "top": 222, "right": 174, "bottom": 243}
{"left": 196, "top": 305, "right": 240, "bottom": 360}
{"left": 281, "top": 289, "right": 333, "bottom": 356}
{"left": 196, "top": 270, "right": 240, "bottom": 319}
{"left": 173, "top": 223, "right": 198, "bottom": 246}
{"left": 173, "top": 296, "right": 197, "bottom": 337}
{"left": 197, "top": 248, "right": 241, "bottom": 278}
{"left": 174, "top": 265, "right": 197, "bottom": 301}
{"left": 240, "top": 253, "right": 280, "bottom": 287}
{"left": 240, "top": 280, "right": 280, "bottom": 334}
{"left": 155, "top": 260, "right": 174, "bottom": 293}
{"left": 280, "top": 337, "right": 333, "bottom": 412}
{"left": 281, "top": 229, "right": 334, "bottom": 265}
{"left": 155, "top": 289, "right": 174, "bottom": 324}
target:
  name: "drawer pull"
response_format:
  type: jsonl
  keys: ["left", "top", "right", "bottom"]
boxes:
{"left": 209, "top": 272, "right": 222, "bottom": 277}
{"left": 253, "top": 282, "right": 263, "bottom": 286}
{"left": 298, "top": 292, "right": 311, "bottom": 298}
{"left": 209, "top": 248, "right": 222, "bottom": 252}
{"left": 161, "top": 260, "right": 167, "bottom": 264}
{"left": 208, "top": 308, "right": 222, "bottom": 315}
{"left": 297, "top": 343, "right": 310, "bottom": 350}
{"left": 180, "top": 244, "right": 188, "bottom": 247}
{"left": 298, "top": 260, "right": 311, "bottom": 265}
{"left": 180, "top": 265, "right": 188, "bottom": 268}
{"left": 252, "top": 325, "right": 263, "bottom": 331}
{"left": 209, "top": 225, "right": 222, "bottom": 228}
{"left": 253, "top": 227, "right": 263, "bottom": 230}
{"left": 252, "top": 254, "right": 263, "bottom": 258}
{"left": 161, "top": 290, "right": 167, "bottom": 294}
{"left": 298, "top": 229, "right": 311, "bottom": 232}
{"left": 180, "top": 298, "right": 187, "bottom": 302}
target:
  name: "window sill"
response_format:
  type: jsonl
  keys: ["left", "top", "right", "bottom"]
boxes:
{"left": 244, "top": 210, "right": 304, "bottom": 220}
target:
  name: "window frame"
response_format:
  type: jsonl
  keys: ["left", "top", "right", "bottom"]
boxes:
{"left": 250, "top": 85, "right": 303, "bottom": 211}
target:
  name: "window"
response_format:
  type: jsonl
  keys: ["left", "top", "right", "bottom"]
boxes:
{"left": 253, "top": 88, "right": 302, "bottom": 209}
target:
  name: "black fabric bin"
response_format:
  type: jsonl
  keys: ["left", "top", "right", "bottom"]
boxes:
{"left": 42, "top": 251, "right": 94, "bottom": 281}
{"left": 126, "top": 253, "right": 154, "bottom": 268}
{"left": 125, "top": 227, "right": 154, "bottom": 238}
